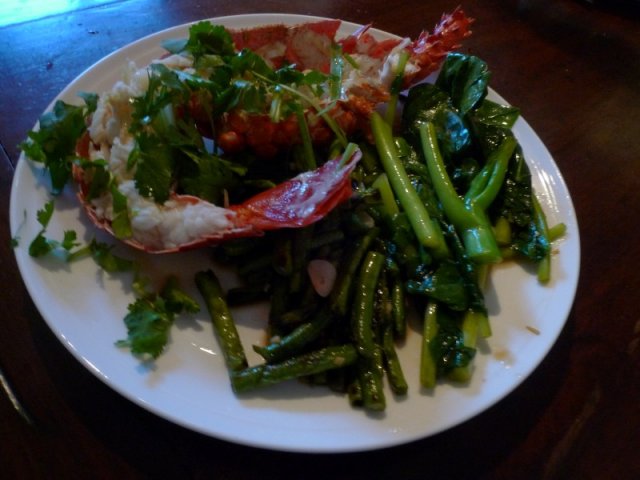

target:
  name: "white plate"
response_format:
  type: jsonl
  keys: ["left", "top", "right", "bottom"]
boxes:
{"left": 10, "top": 14, "right": 580, "bottom": 453}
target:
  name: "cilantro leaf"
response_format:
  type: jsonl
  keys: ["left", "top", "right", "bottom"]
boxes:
{"left": 28, "top": 201, "right": 63, "bottom": 257}
{"left": 88, "top": 239, "right": 134, "bottom": 272}
{"left": 117, "top": 276, "right": 200, "bottom": 359}
{"left": 61, "top": 230, "right": 80, "bottom": 251}
{"left": 20, "top": 96, "right": 95, "bottom": 194}
{"left": 161, "top": 276, "right": 200, "bottom": 314}
{"left": 117, "top": 297, "right": 173, "bottom": 359}
{"left": 36, "top": 200, "right": 55, "bottom": 228}
{"left": 185, "top": 21, "right": 235, "bottom": 58}
{"left": 131, "top": 131, "right": 174, "bottom": 203}
{"left": 110, "top": 184, "right": 132, "bottom": 239}
{"left": 179, "top": 151, "right": 244, "bottom": 204}
{"left": 28, "top": 232, "right": 55, "bottom": 257}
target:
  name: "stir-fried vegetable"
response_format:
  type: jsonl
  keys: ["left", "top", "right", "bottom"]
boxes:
{"left": 19, "top": 16, "right": 564, "bottom": 413}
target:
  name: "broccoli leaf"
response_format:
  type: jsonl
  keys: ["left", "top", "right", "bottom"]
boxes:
{"left": 435, "top": 53, "right": 490, "bottom": 116}
{"left": 406, "top": 260, "right": 469, "bottom": 311}
{"left": 472, "top": 99, "right": 520, "bottom": 129}
{"left": 401, "top": 83, "right": 470, "bottom": 158}
{"left": 489, "top": 146, "right": 550, "bottom": 262}
{"left": 431, "top": 310, "right": 476, "bottom": 376}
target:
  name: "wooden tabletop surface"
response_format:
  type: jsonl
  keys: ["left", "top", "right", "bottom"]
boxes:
{"left": 2, "top": 1, "right": 639, "bottom": 478}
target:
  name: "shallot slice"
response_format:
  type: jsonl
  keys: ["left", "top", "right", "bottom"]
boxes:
{"left": 307, "top": 259, "right": 337, "bottom": 297}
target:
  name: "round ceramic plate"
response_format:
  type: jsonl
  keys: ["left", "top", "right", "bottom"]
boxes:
{"left": 10, "top": 14, "right": 580, "bottom": 453}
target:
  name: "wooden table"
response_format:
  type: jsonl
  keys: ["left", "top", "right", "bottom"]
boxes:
{"left": 2, "top": 1, "right": 639, "bottom": 478}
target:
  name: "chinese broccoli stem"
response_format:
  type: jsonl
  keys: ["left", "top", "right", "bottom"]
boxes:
{"left": 448, "top": 310, "right": 482, "bottom": 382}
{"left": 420, "top": 302, "right": 439, "bottom": 389}
{"left": 372, "top": 173, "right": 400, "bottom": 217}
{"left": 548, "top": 222, "right": 567, "bottom": 242}
{"left": 230, "top": 344, "right": 358, "bottom": 393}
{"left": 195, "top": 269, "right": 248, "bottom": 372}
{"left": 475, "top": 263, "right": 492, "bottom": 338}
{"left": 384, "top": 49, "right": 410, "bottom": 126}
{"left": 371, "top": 111, "right": 443, "bottom": 250}
{"left": 419, "top": 121, "right": 517, "bottom": 264}
{"left": 493, "top": 216, "right": 512, "bottom": 246}
{"left": 532, "top": 196, "right": 552, "bottom": 283}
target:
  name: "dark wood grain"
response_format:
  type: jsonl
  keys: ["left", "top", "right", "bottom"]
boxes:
{"left": 2, "top": 0, "right": 640, "bottom": 478}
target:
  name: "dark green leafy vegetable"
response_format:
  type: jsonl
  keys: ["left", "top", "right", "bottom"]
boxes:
{"left": 28, "top": 201, "right": 80, "bottom": 258}
{"left": 20, "top": 94, "right": 97, "bottom": 194}
{"left": 117, "top": 276, "right": 199, "bottom": 359}
{"left": 85, "top": 239, "right": 134, "bottom": 272}
{"left": 435, "top": 53, "right": 490, "bottom": 116}
{"left": 430, "top": 308, "right": 476, "bottom": 376}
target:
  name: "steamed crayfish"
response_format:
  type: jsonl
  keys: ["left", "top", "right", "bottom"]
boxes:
{"left": 69, "top": 8, "right": 472, "bottom": 253}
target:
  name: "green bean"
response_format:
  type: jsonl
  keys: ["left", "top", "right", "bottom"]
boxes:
{"left": 390, "top": 277, "right": 406, "bottom": 339}
{"left": 352, "top": 251, "right": 386, "bottom": 359}
{"left": 375, "top": 271, "right": 393, "bottom": 330}
{"left": 230, "top": 344, "right": 358, "bottom": 393}
{"left": 272, "top": 235, "right": 293, "bottom": 276}
{"left": 219, "top": 237, "right": 263, "bottom": 258}
{"left": 348, "top": 375, "right": 364, "bottom": 407}
{"left": 277, "top": 305, "right": 317, "bottom": 327}
{"left": 268, "top": 276, "right": 289, "bottom": 327}
{"left": 330, "top": 227, "right": 379, "bottom": 316}
{"left": 356, "top": 346, "right": 386, "bottom": 411}
{"left": 237, "top": 253, "right": 273, "bottom": 279}
{"left": 195, "top": 270, "right": 248, "bottom": 372}
{"left": 382, "top": 325, "right": 408, "bottom": 395}
{"left": 289, "top": 226, "right": 314, "bottom": 293}
{"left": 253, "top": 309, "right": 332, "bottom": 363}
{"left": 309, "top": 229, "right": 345, "bottom": 251}
{"left": 225, "top": 285, "right": 270, "bottom": 306}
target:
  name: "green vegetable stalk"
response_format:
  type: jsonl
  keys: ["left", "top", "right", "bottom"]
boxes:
{"left": 231, "top": 345, "right": 358, "bottom": 393}
{"left": 419, "top": 121, "right": 517, "bottom": 264}
{"left": 371, "top": 111, "right": 444, "bottom": 252}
